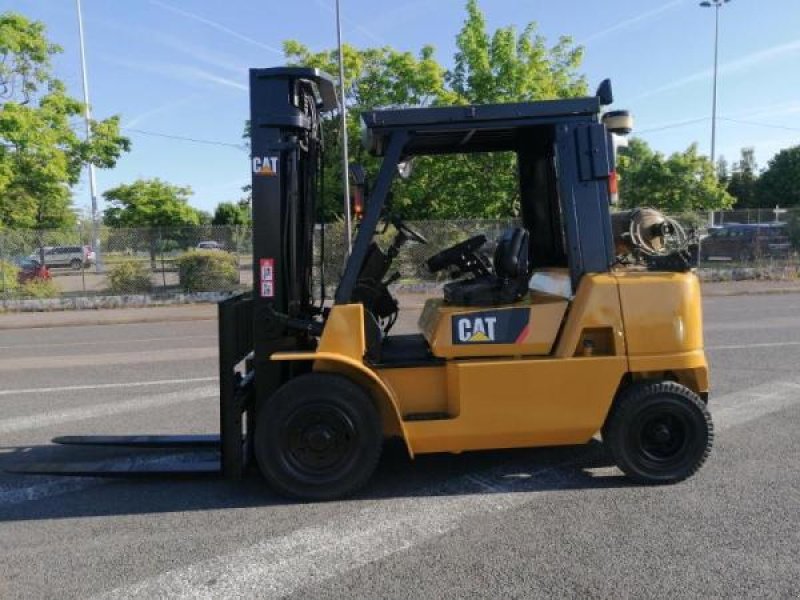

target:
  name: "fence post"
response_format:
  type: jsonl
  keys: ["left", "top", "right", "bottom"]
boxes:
{"left": 159, "top": 227, "right": 167, "bottom": 291}
{"left": 79, "top": 226, "right": 87, "bottom": 293}
{"left": 236, "top": 225, "right": 243, "bottom": 286}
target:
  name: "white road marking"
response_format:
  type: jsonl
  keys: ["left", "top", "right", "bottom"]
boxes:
{"left": 95, "top": 377, "right": 800, "bottom": 600}
{"left": 707, "top": 341, "right": 800, "bottom": 351}
{"left": 0, "top": 385, "right": 216, "bottom": 435}
{"left": 0, "top": 377, "right": 217, "bottom": 397}
{"left": 0, "top": 347, "right": 216, "bottom": 371}
{"left": 0, "top": 334, "right": 215, "bottom": 350}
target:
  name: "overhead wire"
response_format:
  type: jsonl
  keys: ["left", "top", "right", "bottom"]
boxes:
{"left": 125, "top": 127, "right": 247, "bottom": 150}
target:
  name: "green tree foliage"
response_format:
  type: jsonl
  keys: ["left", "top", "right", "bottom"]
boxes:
{"left": 0, "top": 12, "right": 130, "bottom": 230}
{"left": 757, "top": 145, "right": 800, "bottom": 208}
{"left": 103, "top": 179, "right": 202, "bottom": 227}
{"left": 727, "top": 147, "right": 760, "bottom": 208}
{"left": 282, "top": 0, "right": 586, "bottom": 219}
{"left": 176, "top": 249, "right": 238, "bottom": 292}
{"left": 103, "top": 178, "right": 204, "bottom": 266}
{"left": 617, "top": 138, "right": 733, "bottom": 213}
{"left": 212, "top": 200, "right": 251, "bottom": 225}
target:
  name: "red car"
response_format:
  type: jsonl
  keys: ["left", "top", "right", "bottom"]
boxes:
{"left": 16, "top": 258, "right": 51, "bottom": 283}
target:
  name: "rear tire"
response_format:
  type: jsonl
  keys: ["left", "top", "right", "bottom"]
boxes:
{"left": 70, "top": 258, "right": 82, "bottom": 270}
{"left": 604, "top": 381, "right": 713, "bottom": 484}
{"left": 254, "top": 373, "right": 382, "bottom": 500}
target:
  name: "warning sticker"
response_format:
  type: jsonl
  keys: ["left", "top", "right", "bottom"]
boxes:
{"left": 260, "top": 258, "right": 275, "bottom": 298}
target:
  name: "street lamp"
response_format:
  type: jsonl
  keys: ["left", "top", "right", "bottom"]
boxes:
{"left": 75, "top": 0, "right": 102, "bottom": 271}
{"left": 700, "top": 0, "right": 731, "bottom": 227}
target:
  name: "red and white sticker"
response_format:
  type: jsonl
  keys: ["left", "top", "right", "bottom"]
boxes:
{"left": 260, "top": 258, "right": 275, "bottom": 298}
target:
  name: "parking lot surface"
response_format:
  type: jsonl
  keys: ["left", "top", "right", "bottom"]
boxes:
{"left": 0, "top": 293, "right": 798, "bottom": 599}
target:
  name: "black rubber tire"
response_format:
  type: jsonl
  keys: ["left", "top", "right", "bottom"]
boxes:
{"left": 604, "top": 381, "right": 713, "bottom": 484}
{"left": 254, "top": 373, "right": 382, "bottom": 500}
{"left": 70, "top": 258, "right": 82, "bottom": 270}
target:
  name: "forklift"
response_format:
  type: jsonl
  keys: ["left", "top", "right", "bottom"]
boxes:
{"left": 12, "top": 68, "right": 712, "bottom": 500}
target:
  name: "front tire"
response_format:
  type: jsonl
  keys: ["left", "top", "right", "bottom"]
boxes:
{"left": 254, "top": 373, "right": 382, "bottom": 500}
{"left": 604, "top": 381, "right": 713, "bottom": 484}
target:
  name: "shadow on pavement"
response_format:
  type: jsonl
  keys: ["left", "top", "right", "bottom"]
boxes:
{"left": 0, "top": 438, "right": 633, "bottom": 523}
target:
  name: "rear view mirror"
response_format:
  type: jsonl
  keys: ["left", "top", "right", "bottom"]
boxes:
{"left": 397, "top": 159, "right": 414, "bottom": 179}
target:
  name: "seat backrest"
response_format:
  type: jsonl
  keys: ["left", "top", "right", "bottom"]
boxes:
{"left": 493, "top": 228, "right": 530, "bottom": 280}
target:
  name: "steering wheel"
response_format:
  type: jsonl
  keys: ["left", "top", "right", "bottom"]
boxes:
{"left": 394, "top": 220, "right": 428, "bottom": 245}
{"left": 426, "top": 234, "right": 488, "bottom": 274}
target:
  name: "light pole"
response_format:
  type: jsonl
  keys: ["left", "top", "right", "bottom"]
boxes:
{"left": 76, "top": 0, "right": 102, "bottom": 271}
{"left": 335, "top": 0, "right": 353, "bottom": 255}
{"left": 700, "top": 0, "right": 730, "bottom": 227}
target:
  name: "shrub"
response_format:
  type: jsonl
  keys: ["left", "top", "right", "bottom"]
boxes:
{"left": 176, "top": 249, "right": 238, "bottom": 292}
{"left": 0, "top": 260, "right": 20, "bottom": 295}
{"left": 108, "top": 259, "right": 152, "bottom": 294}
{"left": 19, "top": 278, "right": 60, "bottom": 299}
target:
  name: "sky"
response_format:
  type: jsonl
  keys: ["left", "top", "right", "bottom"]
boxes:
{"left": 5, "top": 0, "right": 800, "bottom": 215}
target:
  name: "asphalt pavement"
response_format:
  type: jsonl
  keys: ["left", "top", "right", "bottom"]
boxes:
{"left": 0, "top": 293, "right": 798, "bottom": 599}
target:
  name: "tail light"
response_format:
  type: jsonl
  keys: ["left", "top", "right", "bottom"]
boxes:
{"left": 608, "top": 170, "right": 619, "bottom": 205}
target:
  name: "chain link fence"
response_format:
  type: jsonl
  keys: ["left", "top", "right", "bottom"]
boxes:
{"left": 2, "top": 210, "right": 800, "bottom": 301}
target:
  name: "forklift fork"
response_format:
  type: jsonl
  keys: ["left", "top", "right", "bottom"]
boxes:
{"left": 7, "top": 293, "right": 255, "bottom": 481}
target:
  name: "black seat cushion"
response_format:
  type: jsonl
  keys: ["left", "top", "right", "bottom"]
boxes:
{"left": 444, "top": 228, "right": 530, "bottom": 307}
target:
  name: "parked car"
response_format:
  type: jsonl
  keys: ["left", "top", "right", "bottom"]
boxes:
{"left": 28, "top": 245, "right": 96, "bottom": 269}
{"left": 15, "top": 258, "right": 51, "bottom": 283}
{"left": 700, "top": 223, "right": 791, "bottom": 262}
{"left": 196, "top": 240, "right": 226, "bottom": 251}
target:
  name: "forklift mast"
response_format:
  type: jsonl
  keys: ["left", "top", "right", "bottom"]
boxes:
{"left": 248, "top": 67, "right": 338, "bottom": 413}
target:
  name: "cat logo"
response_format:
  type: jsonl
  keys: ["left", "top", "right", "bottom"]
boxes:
{"left": 252, "top": 156, "right": 279, "bottom": 176}
{"left": 451, "top": 308, "right": 529, "bottom": 345}
{"left": 456, "top": 316, "right": 497, "bottom": 343}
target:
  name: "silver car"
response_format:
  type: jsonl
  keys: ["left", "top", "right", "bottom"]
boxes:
{"left": 29, "top": 245, "right": 96, "bottom": 269}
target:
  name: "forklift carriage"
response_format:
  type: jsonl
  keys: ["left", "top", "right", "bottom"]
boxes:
{"left": 13, "top": 68, "right": 713, "bottom": 500}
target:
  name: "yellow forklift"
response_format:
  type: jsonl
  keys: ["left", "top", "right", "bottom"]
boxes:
{"left": 13, "top": 68, "right": 712, "bottom": 500}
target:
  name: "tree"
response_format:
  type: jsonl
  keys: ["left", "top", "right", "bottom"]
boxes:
{"left": 103, "top": 178, "right": 203, "bottom": 266}
{"left": 716, "top": 156, "right": 729, "bottom": 185}
{"left": 212, "top": 200, "right": 251, "bottom": 226}
{"left": 757, "top": 145, "right": 800, "bottom": 208}
{"left": 280, "top": 0, "right": 587, "bottom": 219}
{"left": 617, "top": 138, "right": 733, "bottom": 213}
{"left": 282, "top": 40, "right": 450, "bottom": 220}
{"left": 0, "top": 12, "right": 129, "bottom": 230}
{"left": 727, "top": 147, "right": 760, "bottom": 208}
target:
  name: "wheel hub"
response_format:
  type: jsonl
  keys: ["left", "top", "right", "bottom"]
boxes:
{"left": 283, "top": 404, "right": 358, "bottom": 477}
{"left": 306, "top": 426, "right": 334, "bottom": 451}
{"left": 652, "top": 423, "right": 672, "bottom": 443}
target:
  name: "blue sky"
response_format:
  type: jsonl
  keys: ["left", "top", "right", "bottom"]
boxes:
{"left": 6, "top": 0, "right": 800, "bottom": 215}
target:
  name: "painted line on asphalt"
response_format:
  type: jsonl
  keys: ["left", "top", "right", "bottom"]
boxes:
{"left": 0, "top": 347, "right": 216, "bottom": 371}
{"left": 707, "top": 341, "right": 800, "bottom": 351}
{"left": 0, "top": 377, "right": 218, "bottom": 397}
{"left": 0, "top": 334, "right": 216, "bottom": 350}
{"left": 95, "top": 378, "right": 800, "bottom": 600}
{"left": 0, "top": 385, "right": 216, "bottom": 435}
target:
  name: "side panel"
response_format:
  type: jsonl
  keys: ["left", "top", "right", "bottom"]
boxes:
{"left": 615, "top": 272, "right": 704, "bottom": 355}
{"left": 405, "top": 357, "right": 627, "bottom": 454}
{"left": 407, "top": 273, "right": 629, "bottom": 454}
{"left": 419, "top": 295, "right": 568, "bottom": 358}
{"left": 616, "top": 271, "right": 709, "bottom": 394}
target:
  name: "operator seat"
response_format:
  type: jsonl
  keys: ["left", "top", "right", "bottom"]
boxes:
{"left": 444, "top": 227, "right": 530, "bottom": 307}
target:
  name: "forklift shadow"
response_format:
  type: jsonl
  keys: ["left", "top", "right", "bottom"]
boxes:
{"left": 365, "top": 438, "right": 636, "bottom": 500}
{"left": 0, "top": 440, "right": 632, "bottom": 523}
